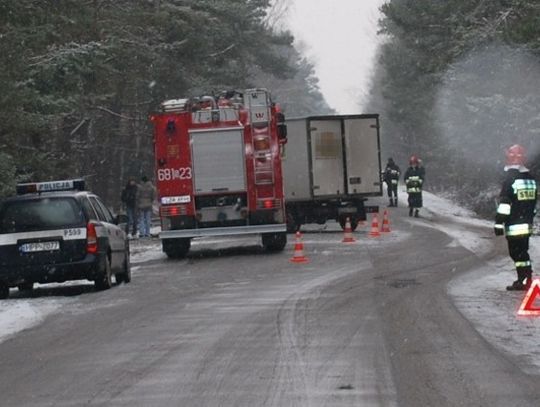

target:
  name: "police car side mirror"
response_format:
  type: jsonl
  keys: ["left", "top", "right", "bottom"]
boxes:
{"left": 115, "top": 214, "right": 128, "bottom": 225}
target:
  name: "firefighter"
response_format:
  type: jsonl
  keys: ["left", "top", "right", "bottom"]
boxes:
{"left": 383, "top": 157, "right": 401, "bottom": 206}
{"left": 494, "top": 144, "right": 538, "bottom": 291}
{"left": 404, "top": 155, "right": 424, "bottom": 217}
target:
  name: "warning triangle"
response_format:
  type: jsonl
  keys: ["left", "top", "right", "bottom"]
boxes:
{"left": 517, "top": 279, "right": 540, "bottom": 316}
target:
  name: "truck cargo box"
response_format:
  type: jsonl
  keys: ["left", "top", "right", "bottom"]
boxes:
{"left": 282, "top": 114, "right": 382, "bottom": 231}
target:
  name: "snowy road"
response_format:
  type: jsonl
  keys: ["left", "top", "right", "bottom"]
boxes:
{"left": 0, "top": 193, "right": 539, "bottom": 406}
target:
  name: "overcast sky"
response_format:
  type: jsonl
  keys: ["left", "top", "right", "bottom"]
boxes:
{"left": 285, "top": 0, "right": 386, "bottom": 114}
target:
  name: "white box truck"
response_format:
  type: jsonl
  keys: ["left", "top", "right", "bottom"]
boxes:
{"left": 282, "top": 114, "right": 382, "bottom": 232}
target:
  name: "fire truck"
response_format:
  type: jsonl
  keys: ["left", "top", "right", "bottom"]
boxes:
{"left": 150, "top": 89, "right": 288, "bottom": 258}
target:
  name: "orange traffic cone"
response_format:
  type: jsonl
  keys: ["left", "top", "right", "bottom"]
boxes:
{"left": 381, "top": 210, "right": 391, "bottom": 233}
{"left": 342, "top": 217, "right": 356, "bottom": 243}
{"left": 290, "top": 231, "right": 309, "bottom": 263}
{"left": 369, "top": 213, "right": 381, "bottom": 238}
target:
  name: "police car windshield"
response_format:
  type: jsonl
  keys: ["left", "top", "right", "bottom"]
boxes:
{"left": 0, "top": 197, "right": 84, "bottom": 233}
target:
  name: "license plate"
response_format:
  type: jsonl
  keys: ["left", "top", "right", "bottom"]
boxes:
{"left": 20, "top": 241, "right": 60, "bottom": 253}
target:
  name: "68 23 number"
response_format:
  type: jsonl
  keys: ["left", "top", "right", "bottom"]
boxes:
{"left": 157, "top": 167, "right": 192, "bottom": 181}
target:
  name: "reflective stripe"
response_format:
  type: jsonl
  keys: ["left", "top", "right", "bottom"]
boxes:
{"left": 497, "top": 203, "right": 511, "bottom": 215}
{"left": 512, "top": 179, "right": 537, "bottom": 190}
{"left": 407, "top": 187, "right": 421, "bottom": 193}
{"left": 506, "top": 223, "right": 532, "bottom": 236}
{"left": 512, "top": 179, "right": 537, "bottom": 201}
{"left": 0, "top": 228, "right": 87, "bottom": 246}
{"left": 494, "top": 224, "right": 504, "bottom": 230}
{"left": 391, "top": 180, "right": 398, "bottom": 185}
{"left": 515, "top": 261, "right": 532, "bottom": 268}
{"left": 407, "top": 176, "right": 421, "bottom": 181}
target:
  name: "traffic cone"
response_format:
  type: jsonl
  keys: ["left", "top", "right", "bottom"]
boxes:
{"left": 342, "top": 217, "right": 356, "bottom": 243}
{"left": 381, "top": 210, "right": 391, "bottom": 233}
{"left": 290, "top": 231, "right": 309, "bottom": 263}
{"left": 369, "top": 213, "right": 381, "bottom": 238}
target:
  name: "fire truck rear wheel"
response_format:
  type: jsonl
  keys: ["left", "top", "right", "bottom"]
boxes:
{"left": 262, "top": 232, "right": 287, "bottom": 252}
{"left": 0, "top": 283, "right": 9, "bottom": 300}
{"left": 163, "top": 238, "right": 191, "bottom": 259}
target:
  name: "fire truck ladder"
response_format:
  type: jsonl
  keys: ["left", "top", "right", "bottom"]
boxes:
{"left": 245, "top": 89, "right": 276, "bottom": 206}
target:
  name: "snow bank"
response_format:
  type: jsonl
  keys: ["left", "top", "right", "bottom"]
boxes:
{"left": 424, "top": 191, "right": 540, "bottom": 374}
{"left": 0, "top": 299, "right": 64, "bottom": 344}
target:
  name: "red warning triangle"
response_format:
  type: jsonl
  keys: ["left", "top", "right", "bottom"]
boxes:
{"left": 517, "top": 279, "right": 540, "bottom": 316}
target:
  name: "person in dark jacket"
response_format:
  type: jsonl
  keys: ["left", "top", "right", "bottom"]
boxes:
{"left": 138, "top": 175, "right": 156, "bottom": 238}
{"left": 494, "top": 144, "right": 538, "bottom": 291}
{"left": 383, "top": 157, "right": 401, "bottom": 207}
{"left": 404, "top": 155, "right": 425, "bottom": 217}
{"left": 121, "top": 178, "right": 138, "bottom": 238}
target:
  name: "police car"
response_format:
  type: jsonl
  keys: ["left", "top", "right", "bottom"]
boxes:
{"left": 0, "top": 179, "right": 130, "bottom": 299}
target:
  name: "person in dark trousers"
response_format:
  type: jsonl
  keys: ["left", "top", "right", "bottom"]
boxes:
{"left": 494, "top": 144, "right": 537, "bottom": 291}
{"left": 121, "top": 178, "right": 138, "bottom": 238}
{"left": 138, "top": 175, "right": 156, "bottom": 238}
{"left": 404, "top": 155, "right": 425, "bottom": 217}
{"left": 383, "top": 157, "right": 401, "bottom": 206}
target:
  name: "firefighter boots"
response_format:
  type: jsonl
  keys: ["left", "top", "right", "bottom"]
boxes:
{"left": 414, "top": 209, "right": 419, "bottom": 218}
{"left": 409, "top": 208, "right": 413, "bottom": 217}
{"left": 506, "top": 280, "right": 527, "bottom": 291}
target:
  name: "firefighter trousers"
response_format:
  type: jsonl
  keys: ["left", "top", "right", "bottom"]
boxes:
{"left": 507, "top": 236, "right": 532, "bottom": 281}
{"left": 387, "top": 184, "right": 398, "bottom": 199}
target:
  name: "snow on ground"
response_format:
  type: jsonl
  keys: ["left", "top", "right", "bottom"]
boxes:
{"left": 0, "top": 298, "right": 66, "bottom": 344}
{"left": 422, "top": 191, "right": 540, "bottom": 374}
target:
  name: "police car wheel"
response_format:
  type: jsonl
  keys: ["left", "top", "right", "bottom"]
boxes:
{"left": 95, "top": 258, "right": 113, "bottom": 291}
{"left": 0, "top": 283, "right": 8, "bottom": 300}
{"left": 115, "top": 254, "right": 131, "bottom": 284}
{"left": 17, "top": 282, "right": 34, "bottom": 293}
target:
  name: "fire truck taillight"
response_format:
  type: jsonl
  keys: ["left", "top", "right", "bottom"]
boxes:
{"left": 160, "top": 205, "right": 186, "bottom": 217}
{"left": 257, "top": 199, "right": 281, "bottom": 210}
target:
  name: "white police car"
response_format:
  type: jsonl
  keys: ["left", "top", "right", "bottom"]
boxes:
{"left": 0, "top": 179, "right": 130, "bottom": 299}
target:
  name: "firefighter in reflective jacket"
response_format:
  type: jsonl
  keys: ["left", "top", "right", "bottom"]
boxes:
{"left": 494, "top": 144, "right": 538, "bottom": 291}
{"left": 404, "top": 155, "right": 424, "bottom": 217}
{"left": 383, "top": 157, "right": 401, "bottom": 207}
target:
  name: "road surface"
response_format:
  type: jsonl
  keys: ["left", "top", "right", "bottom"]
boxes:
{"left": 0, "top": 204, "right": 539, "bottom": 406}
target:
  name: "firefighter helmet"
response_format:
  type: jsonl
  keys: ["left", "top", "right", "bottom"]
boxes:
{"left": 506, "top": 144, "right": 526, "bottom": 166}
{"left": 409, "top": 155, "right": 419, "bottom": 166}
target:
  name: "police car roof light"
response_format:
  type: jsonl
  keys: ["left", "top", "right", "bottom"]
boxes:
{"left": 16, "top": 179, "right": 86, "bottom": 195}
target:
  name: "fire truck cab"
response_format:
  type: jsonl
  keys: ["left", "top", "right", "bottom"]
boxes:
{"left": 151, "top": 89, "right": 288, "bottom": 258}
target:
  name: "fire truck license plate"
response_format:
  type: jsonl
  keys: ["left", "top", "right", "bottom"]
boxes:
{"left": 20, "top": 241, "right": 60, "bottom": 253}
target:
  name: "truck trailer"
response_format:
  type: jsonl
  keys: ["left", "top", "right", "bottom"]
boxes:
{"left": 282, "top": 114, "right": 382, "bottom": 232}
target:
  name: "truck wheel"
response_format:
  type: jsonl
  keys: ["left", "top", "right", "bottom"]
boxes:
{"left": 18, "top": 282, "right": 34, "bottom": 293}
{"left": 163, "top": 238, "right": 191, "bottom": 259}
{"left": 339, "top": 217, "right": 358, "bottom": 232}
{"left": 286, "top": 212, "right": 300, "bottom": 233}
{"left": 95, "top": 257, "right": 113, "bottom": 291}
{"left": 262, "top": 232, "right": 287, "bottom": 252}
{"left": 0, "top": 283, "right": 9, "bottom": 300}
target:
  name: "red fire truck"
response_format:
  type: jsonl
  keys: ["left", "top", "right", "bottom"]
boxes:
{"left": 150, "top": 89, "right": 288, "bottom": 258}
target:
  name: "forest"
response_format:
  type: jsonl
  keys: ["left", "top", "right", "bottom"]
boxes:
{"left": 369, "top": 0, "right": 540, "bottom": 214}
{"left": 0, "top": 0, "right": 331, "bottom": 204}
{"left": 1, "top": 0, "right": 538, "bottom": 216}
